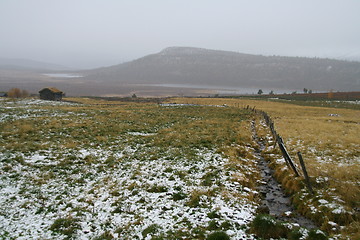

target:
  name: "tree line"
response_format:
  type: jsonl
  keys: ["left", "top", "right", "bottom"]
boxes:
{"left": 257, "top": 88, "right": 313, "bottom": 95}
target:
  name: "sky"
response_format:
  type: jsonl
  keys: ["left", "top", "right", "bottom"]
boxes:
{"left": 1, "top": 0, "right": 360, "bottom": 69}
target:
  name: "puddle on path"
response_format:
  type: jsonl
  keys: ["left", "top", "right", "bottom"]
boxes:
{"left": 251, "top": 121, "right": 316, "bottom": 229}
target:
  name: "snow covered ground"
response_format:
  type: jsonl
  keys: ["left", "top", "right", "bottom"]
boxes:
{"left": 0, "top": 99, "right": 258, "bottom": 239}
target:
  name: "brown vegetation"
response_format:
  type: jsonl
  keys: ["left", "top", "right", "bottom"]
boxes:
{"left": 7, "top": 88, "right": 29, "bottom": 98}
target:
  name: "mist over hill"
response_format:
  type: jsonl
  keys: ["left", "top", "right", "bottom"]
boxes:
{"left": 84, "top": 47, "right": 360, "bottom": 92}
{"left": 1, "top": 47, "right": 360, "bottom": 97}
{"left": 0, "top": 58, "right": 71, "bottom": 71}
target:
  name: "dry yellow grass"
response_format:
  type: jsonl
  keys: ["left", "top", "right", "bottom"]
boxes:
{"left": 64, "top": 97, "right": 119, "bottom": 105}
{"left": 64, "top": 97, "right": 151, "bottom": 107}
{"left": 170, "top": 97, "right": 359, "bottom": 164}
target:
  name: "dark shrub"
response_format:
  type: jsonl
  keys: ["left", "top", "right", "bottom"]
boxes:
{"left": 207, "top": 231, "right": 230, "bottom": 240}
{"left": 250, "top": 214, "right": 287, "bottom": 239}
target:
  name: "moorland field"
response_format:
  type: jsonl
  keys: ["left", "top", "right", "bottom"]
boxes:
{"left": 0, "top": 96, "right": 359, "bottom": 239}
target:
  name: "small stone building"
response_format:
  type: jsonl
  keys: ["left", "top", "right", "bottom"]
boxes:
{"left": 39, "top": 87, "right": 64, "bottom": 101}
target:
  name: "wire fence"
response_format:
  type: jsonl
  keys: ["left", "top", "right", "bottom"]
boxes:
{"left": 246, "top": 105, "right": 314, "bottom": 194}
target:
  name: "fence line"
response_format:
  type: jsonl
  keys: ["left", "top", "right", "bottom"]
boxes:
{"left": 246, "top": 106, "right": 313, "bottom": 194}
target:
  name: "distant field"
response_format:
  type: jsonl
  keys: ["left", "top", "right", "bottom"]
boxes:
{"left": 0, "top": 97, "right": 358, "bottom": 239}
{"left": 241, "top": 91, "right": 360, "bottom": 110}
{"left": 255, "top": 91, "right": 360, "bottom": 101}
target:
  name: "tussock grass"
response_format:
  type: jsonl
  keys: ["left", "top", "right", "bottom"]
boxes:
{"left": 187, "top": 189, "right": 214, "bottom": 208}
{"left": 250, "top": 214, "right": 328, "bottom": 240}
{"left": 49, "top": 217, "right": 81, "bottom": 237}
{"left": 207, "top": 231, "right": 230, "bottom": 240}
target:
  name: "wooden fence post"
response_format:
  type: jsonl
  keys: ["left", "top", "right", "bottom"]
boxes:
{"left": 277, "top": 135, "right": 300, "bottom": 177}
{"left": 297, "top": 152, "right": 314, "bottom": 194}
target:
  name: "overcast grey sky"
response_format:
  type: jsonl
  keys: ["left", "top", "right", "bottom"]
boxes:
{"left": 1, "top": 0, "right": 360, "bottom": 68}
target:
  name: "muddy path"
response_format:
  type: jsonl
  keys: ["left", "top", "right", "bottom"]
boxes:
{"left": 251, "top": 120, "right": 316, "bottom": 229}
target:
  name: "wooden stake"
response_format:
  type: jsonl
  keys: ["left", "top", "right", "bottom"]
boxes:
{"left": 297, "top": 152, "right": 314, "bottom": 194}
{"left": 277, "top": 136, "right": 300, "bottom": 177}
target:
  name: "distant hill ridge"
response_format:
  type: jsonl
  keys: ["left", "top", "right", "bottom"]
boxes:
{"left": 85, "top": 46, "right": 360, "bottom": 92}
